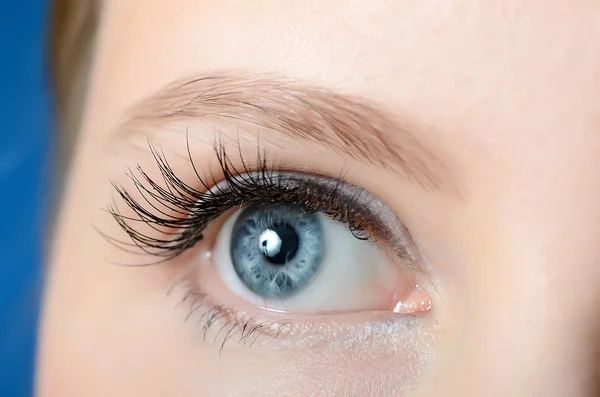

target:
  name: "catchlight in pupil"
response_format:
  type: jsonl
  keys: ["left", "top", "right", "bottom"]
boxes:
{"left": 259, "top": 225, "right": 299, "bottom": 265}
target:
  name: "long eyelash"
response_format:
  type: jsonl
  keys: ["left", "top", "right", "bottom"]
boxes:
{"left": 104, "top": 137, "right": 370, "bottom": 264}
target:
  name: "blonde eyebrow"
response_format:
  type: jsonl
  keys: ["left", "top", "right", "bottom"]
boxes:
{"left": 114, "top": 71, "right": 454, "bottom": 192}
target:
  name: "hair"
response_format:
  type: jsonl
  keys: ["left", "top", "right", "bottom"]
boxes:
{"left": 49, "top": 0, "right": 100, "bottom": 169}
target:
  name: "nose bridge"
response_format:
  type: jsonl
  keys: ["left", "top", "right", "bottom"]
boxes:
{"left": 423, "top": 183, "right": 600, "bottom": 397}
{"left": 425, "top": 268, "right": 600, "bottom": 396}
{"left": 436, "top": 224, "right": 600, "bottom": 397}
{"left": 466, "top": 281, "right": 600, "bottom": 397}
{"left": 439, "top": 132, "right": 600, "bottom": 395}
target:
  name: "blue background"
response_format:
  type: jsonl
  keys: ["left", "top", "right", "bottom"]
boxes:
{"left": 0, "top": 1, "right": 52, "bottom": 396}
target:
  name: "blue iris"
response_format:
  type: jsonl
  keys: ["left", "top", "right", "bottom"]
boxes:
{"left": 230, "top": 204, "right": 324, "bottom": 298}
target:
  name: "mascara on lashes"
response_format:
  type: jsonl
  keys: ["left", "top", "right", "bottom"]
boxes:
{"left": 207, "top": 172, "right": 413, "bottom": 260}
{"left": 106, "top": 143, "right": 412, "bottom": 264}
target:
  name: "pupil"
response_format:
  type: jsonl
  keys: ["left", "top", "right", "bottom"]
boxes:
{"left": 258, "top": 223, "right": 299, "bottom": 265}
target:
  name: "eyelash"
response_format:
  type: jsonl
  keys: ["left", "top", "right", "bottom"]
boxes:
{"left": 103, "top": 139, "right": 410, "bottom": 349}
{"left": 105, "top": 139, "right": 376, "bottom": 264}
{"left": 173, "top": 285, "right": 301, "bottom": 353}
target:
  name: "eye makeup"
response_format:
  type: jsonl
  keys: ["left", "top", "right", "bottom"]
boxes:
{"left": 102, "top": 138, "right": 434, "bottom": 352}
{"left": 105, "top": 140, "right": 417, "bottom": 265}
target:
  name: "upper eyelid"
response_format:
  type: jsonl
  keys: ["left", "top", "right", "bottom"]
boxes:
{"left": 207, "top": 152, "right": 415, "bottom": 258}
{"left": 103, "top": 141, "right": 415, "bottom": 267}
{"left": 107, "top": 70, "right": 458, "bottom": 194}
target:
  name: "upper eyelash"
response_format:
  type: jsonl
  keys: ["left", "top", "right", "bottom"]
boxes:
{"left": 103, "top": 138, "right": 374, "bottom": 264}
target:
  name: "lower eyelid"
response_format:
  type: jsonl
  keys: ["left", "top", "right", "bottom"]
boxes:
{"left": 169, "top": 280, "right": 440, "bottom": 393}
{"left": 172, "top": 279, "right": 427, "bottom": 351}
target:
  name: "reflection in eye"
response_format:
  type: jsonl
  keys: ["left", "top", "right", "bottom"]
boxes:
{"left": 105, "top": 141, "right": 432, "bottom": 348}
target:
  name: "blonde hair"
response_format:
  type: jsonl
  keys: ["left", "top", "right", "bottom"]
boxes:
{"left": 49, "top": 0, "right": 99, "bottom": 165}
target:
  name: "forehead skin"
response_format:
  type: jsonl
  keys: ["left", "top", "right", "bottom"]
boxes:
{"left": 90, "top": 1, "right": 600, "bottom": 205}
{"left": 40, "top": 1, "right": 600, "bottom": 396}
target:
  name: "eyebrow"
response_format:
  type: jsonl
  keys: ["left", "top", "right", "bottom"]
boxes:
{"left": 115, "top": 72, "right": 454, "bottom": 191}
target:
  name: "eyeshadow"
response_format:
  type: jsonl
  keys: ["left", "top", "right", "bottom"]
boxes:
{"left": 213, "top": 171, "right": 416, "bottom": 263}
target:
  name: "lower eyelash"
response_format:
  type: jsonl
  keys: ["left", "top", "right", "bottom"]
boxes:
{"left": 172, "top": 279, "right": 421, "bottom": 353}
{"left": 174, "top": 285, "right": 293, "bottom": 352}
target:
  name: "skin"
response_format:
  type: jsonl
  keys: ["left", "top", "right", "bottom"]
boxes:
{"left": 38, "top": 1, "right": 600, "bottom": 396}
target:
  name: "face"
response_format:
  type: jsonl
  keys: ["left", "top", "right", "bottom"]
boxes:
{"left": 38, "top": 1, "right": 600, "bottom": 396}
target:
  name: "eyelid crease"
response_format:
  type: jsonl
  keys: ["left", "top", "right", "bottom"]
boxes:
{"left": 109, "top": 70, "right": 458, "bottom": 193}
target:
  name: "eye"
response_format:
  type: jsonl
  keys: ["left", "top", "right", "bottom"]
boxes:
{"left": 210, "top": 202, "right": 413, "bottom": 314}
{"left": 105, "top": 142, "right": 433, "bottom": 344}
